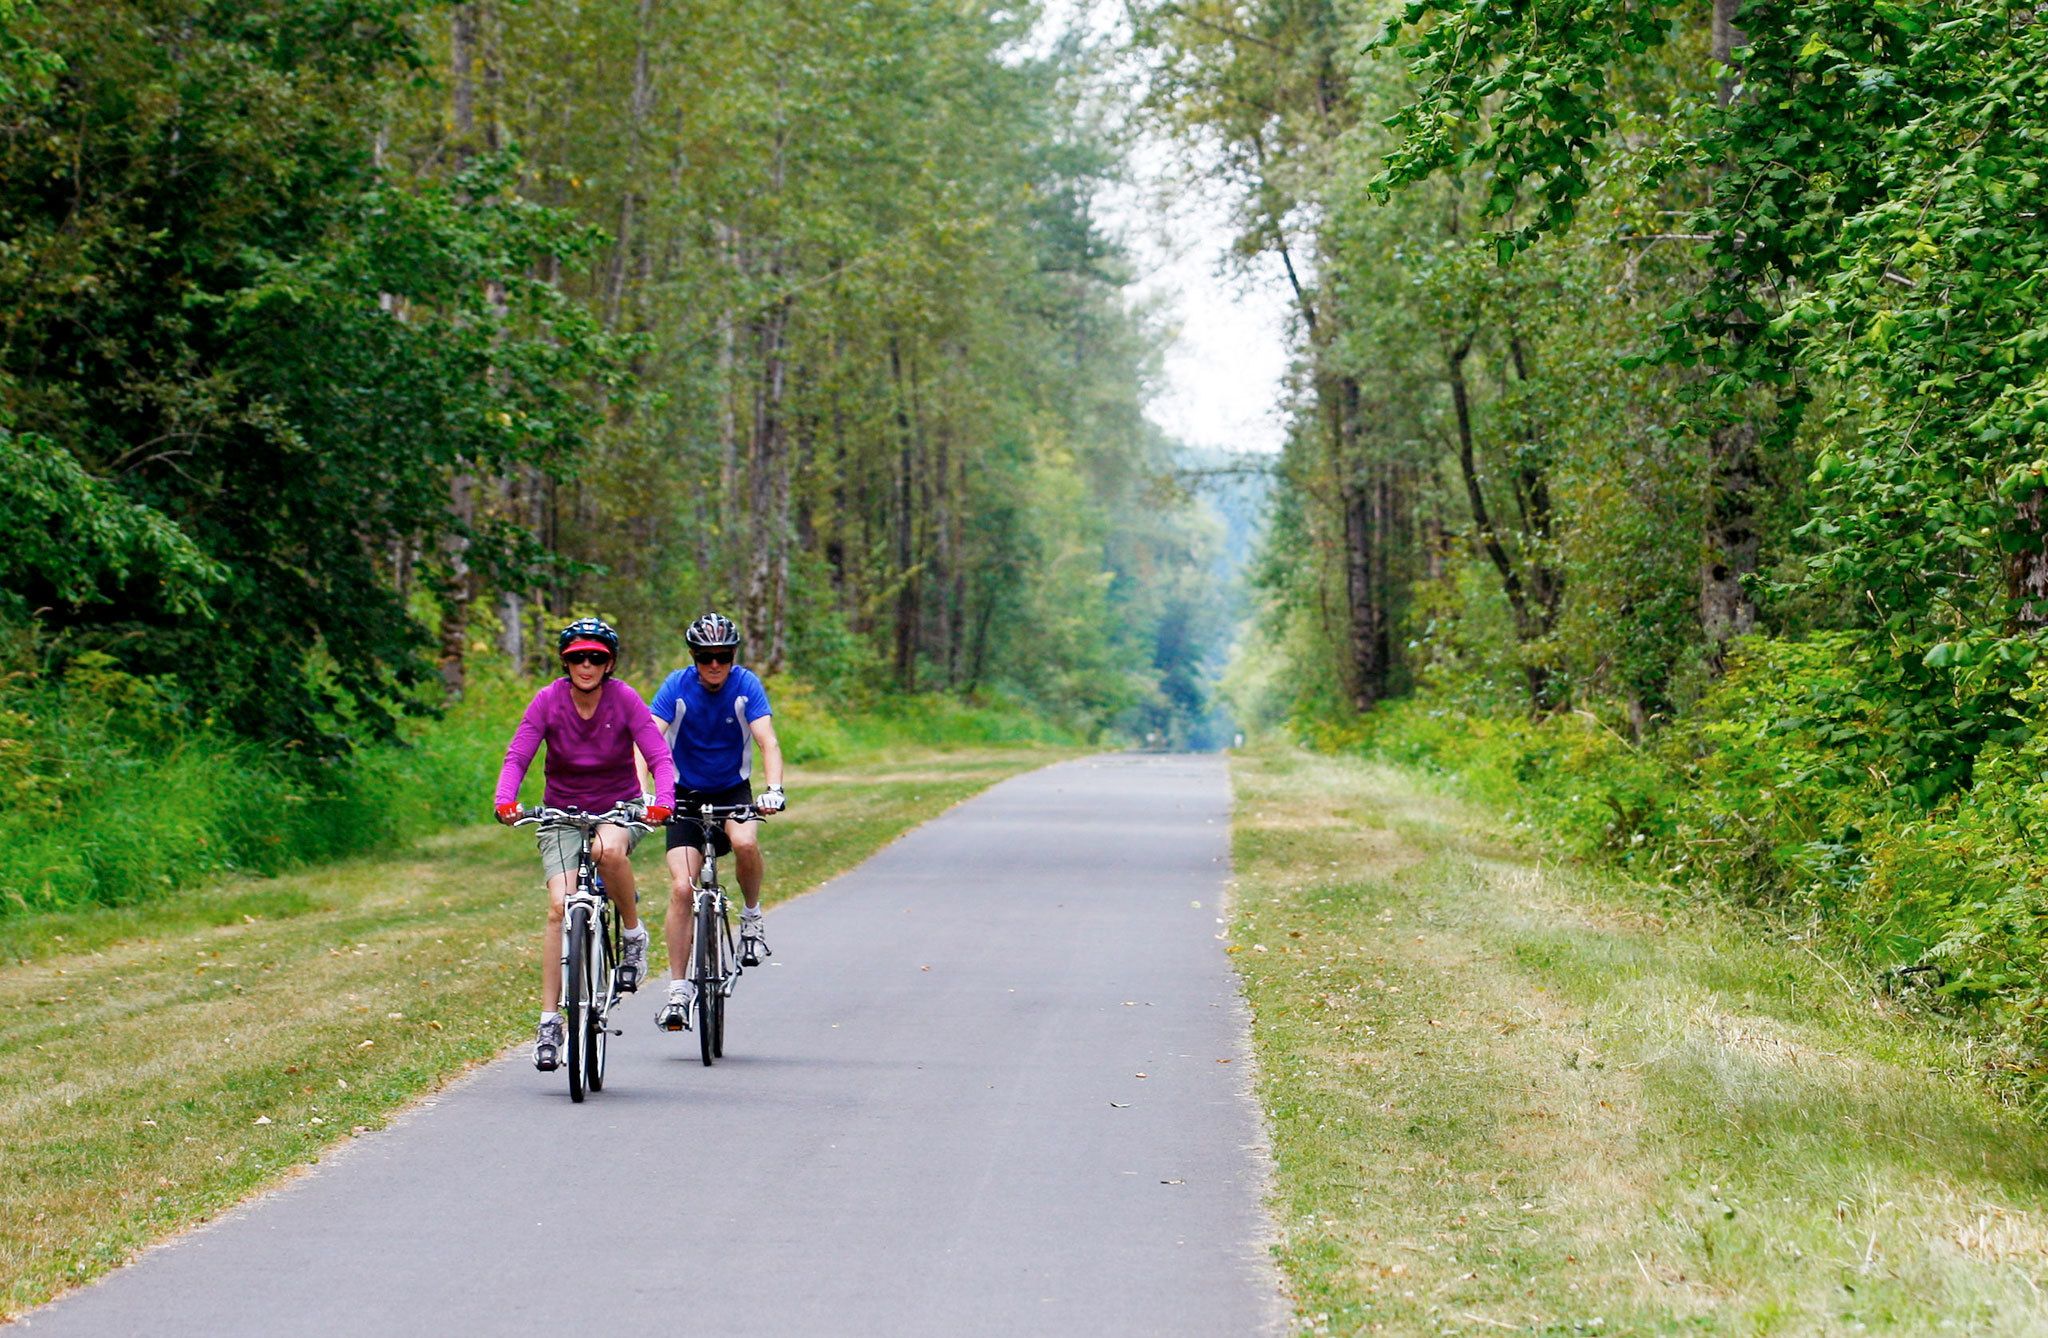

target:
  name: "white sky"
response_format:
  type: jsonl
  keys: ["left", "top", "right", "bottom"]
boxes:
{"left": 1036, "top": 1, "right": 1294, "bottom": 457}
{"left": 1109, "top": 143, "right": 1294, "bottom": 456}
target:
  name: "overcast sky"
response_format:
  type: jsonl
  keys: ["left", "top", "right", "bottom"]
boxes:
{"left": 1037, "top": 1, "right": 1294, "bottom": 457}
{"left": 1109, "top": 144, "right": 1294, "bottom": 457}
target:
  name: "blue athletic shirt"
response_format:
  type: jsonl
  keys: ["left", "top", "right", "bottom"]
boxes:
{"left": 648, "top": 664, "right": 773, "bottom": 791}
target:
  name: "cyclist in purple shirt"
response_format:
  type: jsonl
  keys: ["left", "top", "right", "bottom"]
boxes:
{"left": 641, "top": 612, "right": 786, "bottom": 1033}
{"left": 494, "top": 618, "right": 677, "bottom": 1071}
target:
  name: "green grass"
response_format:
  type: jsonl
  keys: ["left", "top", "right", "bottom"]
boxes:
{"left": 1231, "top": 741, "right": 2048, "bottom": 1335}
{"left": 0, "top": 660, "right": 1084, "bottom": 918}
{"left": 0, "top": 741, "right": 1072, "bottom": 1319}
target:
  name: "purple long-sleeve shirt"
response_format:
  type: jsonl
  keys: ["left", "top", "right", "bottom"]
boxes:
{"left": 494, "top": 678, "right": 677, "bottom": 812}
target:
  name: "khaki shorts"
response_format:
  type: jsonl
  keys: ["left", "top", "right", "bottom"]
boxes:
{"left": 537, "top": 821, "right": 644, "bottom": 883}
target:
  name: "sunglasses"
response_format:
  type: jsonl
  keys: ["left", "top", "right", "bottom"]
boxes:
{"left": 691, "top": 649, "right": 735, "bottom": 666}
{"left": 562, "top": 651, "right": 613, "bottom": 667}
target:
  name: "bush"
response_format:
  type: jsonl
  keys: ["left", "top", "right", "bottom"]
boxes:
{"left": 771, "top": 676, "right": 1081, "bottom": 765}
{"left": 1336, "top": 633, "right": 2048, "bottom": 1092}
{"left": 0, "top": 651, "right": 1078, "bottom": 918}
{"left": 0, "top": 659, "right": 518, "bottom": 915}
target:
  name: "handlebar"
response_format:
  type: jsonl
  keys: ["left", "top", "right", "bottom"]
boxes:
{"left": 510, "top": 802, "right": 654, "bottom": 833}
{"left": 504, "top": 800, "right": 774, "bottom": 831}
{"left": 680, "top": 802, "right": 767, "bottom": 822}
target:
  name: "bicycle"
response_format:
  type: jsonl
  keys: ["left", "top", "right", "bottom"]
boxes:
{"left": 511, "top": 802, "right": 651, "bottom": 1102}
{"left": 669, "top": 801, "right": 763, "bottom": 1067}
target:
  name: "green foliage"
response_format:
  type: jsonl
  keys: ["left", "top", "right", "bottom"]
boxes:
{"left": 1147, "top": 0, "right": 2048, "bottom": 1073}
{"left": 0, "top": 0, "right": 60, "bottom": 107}
{"left": 0, "top": 638, "right": 1075, "bottom": 917}
{"left": 447, "top": 0, "right": 1226, "bottom": 743}
{"left": 1355, "top": 633, "right": 2048, "bottom": 1078}
{"left": 0, "top": 428, "right": 224, "bottom": 617}
{"left": 0, "top": 647, "right": 515, "bottom": 915}
{"left": 0, "top": 0, "right": 1232, "bottom": 764}
{"left": 0, "top": 0, "right": 629, "bottom": 747}
{"left": 773, "top": 677, "right": 1082, "bottom": 766}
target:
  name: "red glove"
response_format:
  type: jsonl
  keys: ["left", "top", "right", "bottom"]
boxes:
{"left": 495, "top": 802, "right": 521, "bottom": 825}
{"left": 644, "top": 803, "right": 673, "bottom": 824}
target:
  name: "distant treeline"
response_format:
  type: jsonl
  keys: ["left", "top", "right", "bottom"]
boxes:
{"left": 0, "top": 0, "right": 1232, "bottom": 754}
{"left": 1140, "top": 0, "right": 2048, "bottom": 1066}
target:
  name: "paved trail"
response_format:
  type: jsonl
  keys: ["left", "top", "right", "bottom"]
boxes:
{"left": 25, "top": 754, "right": 1284, "bottom": 1337}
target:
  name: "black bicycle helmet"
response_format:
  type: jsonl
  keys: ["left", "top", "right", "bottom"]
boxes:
{"left": 684, "top": 612, "right": 741, "bottom": 650}
{"left": 557, "top": 616, "right": 621, "bottom": 659}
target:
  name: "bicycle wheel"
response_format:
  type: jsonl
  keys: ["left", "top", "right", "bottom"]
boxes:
{"left": 696, "top": 894, "right": 720, "bottom": 1067}
{"left": 712, "top": 908, "right": 730, "bottom": 1058}
{"left": 587, "top": 909, "right": 611, "bottom": 1093}
{"left": 565, "top": 903, "right": 590, "bottom": 1103}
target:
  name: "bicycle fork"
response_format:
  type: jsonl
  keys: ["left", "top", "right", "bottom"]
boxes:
{"left": 561, "top": 893, "right": 622, "bottom": 1032}
{"left": 695, "top": 886, "right": 742, "bottom": 997}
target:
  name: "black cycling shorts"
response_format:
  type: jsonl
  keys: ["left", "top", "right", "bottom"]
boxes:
{"left": 665, "top": 779, "right": 755, "bottom": 858}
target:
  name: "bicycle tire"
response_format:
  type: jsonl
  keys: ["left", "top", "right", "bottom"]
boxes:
{"left": 696, "top": 894, "right": 719, "bottom": 1067}
{"left": 587, "top": 908, "right": 610, "bottom": 1093}
{"left": 565, "top": 903, "right": 590, "bottom": 1103}
{"left": 712, "top": 909, "right": 729, "bottom": 1058}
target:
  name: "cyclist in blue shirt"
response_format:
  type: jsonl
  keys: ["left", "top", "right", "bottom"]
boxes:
{"left": 643, "top": 613, "right": 786, "bottom": 1032}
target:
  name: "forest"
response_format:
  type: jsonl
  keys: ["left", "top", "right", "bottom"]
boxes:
{"left": 12, "top": 0, "right": 2048, "bottom": 1078}
{"left": 0, "top": 0, "right": 1241, "bottom": 910}
{"left": 1136, "top": 0, "right": 2048, "bottom": 1080}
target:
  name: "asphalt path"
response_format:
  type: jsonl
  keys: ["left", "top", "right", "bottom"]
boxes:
{"left": 24, "top": 754, "right": 1286, "bottom": 1337}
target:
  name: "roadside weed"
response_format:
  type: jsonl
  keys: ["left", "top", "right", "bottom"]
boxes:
{"left": 1232, "top": 742, "right": 2048, "bottom": 1335}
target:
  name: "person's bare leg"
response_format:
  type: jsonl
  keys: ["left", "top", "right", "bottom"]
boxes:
{"left": 593, "top": 824, "right": 640, "bottom": 930}
{"left": 540, "top": 872, "right": 571, "bottom": 1012}
{"left": 729, "top": 820, "right": 764, "bottom": 912}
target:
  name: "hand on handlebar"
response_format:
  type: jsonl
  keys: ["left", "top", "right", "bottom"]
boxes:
{"left": 645, "top": 803, "right": 672, "bottom": 824}
{"left": 758, "top": 785, "right": 786, "bottom": 815}
{"left": 495, "top": 802, "right": 521, "bottom": 826}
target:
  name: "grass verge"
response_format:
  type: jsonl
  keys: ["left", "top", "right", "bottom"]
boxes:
{"left": 1232, "top": 741, "right": 2048, "bottom": 1335}
{"left": 0, "top": 742, "right": 1070, "bottom": 1319}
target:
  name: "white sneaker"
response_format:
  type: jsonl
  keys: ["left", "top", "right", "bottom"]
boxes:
{"left": 619, "top": 927, "right": 649, "bottom": 993}
{"left": 534, "top": 1015, "right": 565, "bottom": 1070}
{"left": 741, "top": 912, "right": 770, "bottom": 966}
{"left": 656, "top": 984, "right": 694, "bottom": 1032}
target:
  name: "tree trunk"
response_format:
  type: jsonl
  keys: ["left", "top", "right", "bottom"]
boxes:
{"left": 1448, "top": 335, "right": 1554, "bottom": 710}
{"left": 439, "top": 472, "right": 474, "bottom": 698}
{"left": 889, "top": 338, "right": 920, "bottom": 691}
{"left": 1701, "top": 0, "right": 1762, "bottom": 666}
{"left": 742, "top": 290, "right": 792, "bottom": 665}
{"left": 2007, "top": 487, "right": 2048, "bottom": 630}
{"left": 438, "top": 3, "right": 484, "bottom": 700}
{"left": 1327, "top": 372, "right": 1390, "bottom": 710}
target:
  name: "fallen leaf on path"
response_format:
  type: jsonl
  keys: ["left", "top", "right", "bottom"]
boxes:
{"left": 1216, "top": 1058, "right": 1232, "bottom": 1064}
{"left": 1110, "top": 1102, "right": 1130, "bottom": 1108}
{"left": 1161, "top": 1179, "right": 1184, "bottom": 1185}
{"left": 1135, "top": 1072, "right": 1149, "bottom": 1078}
